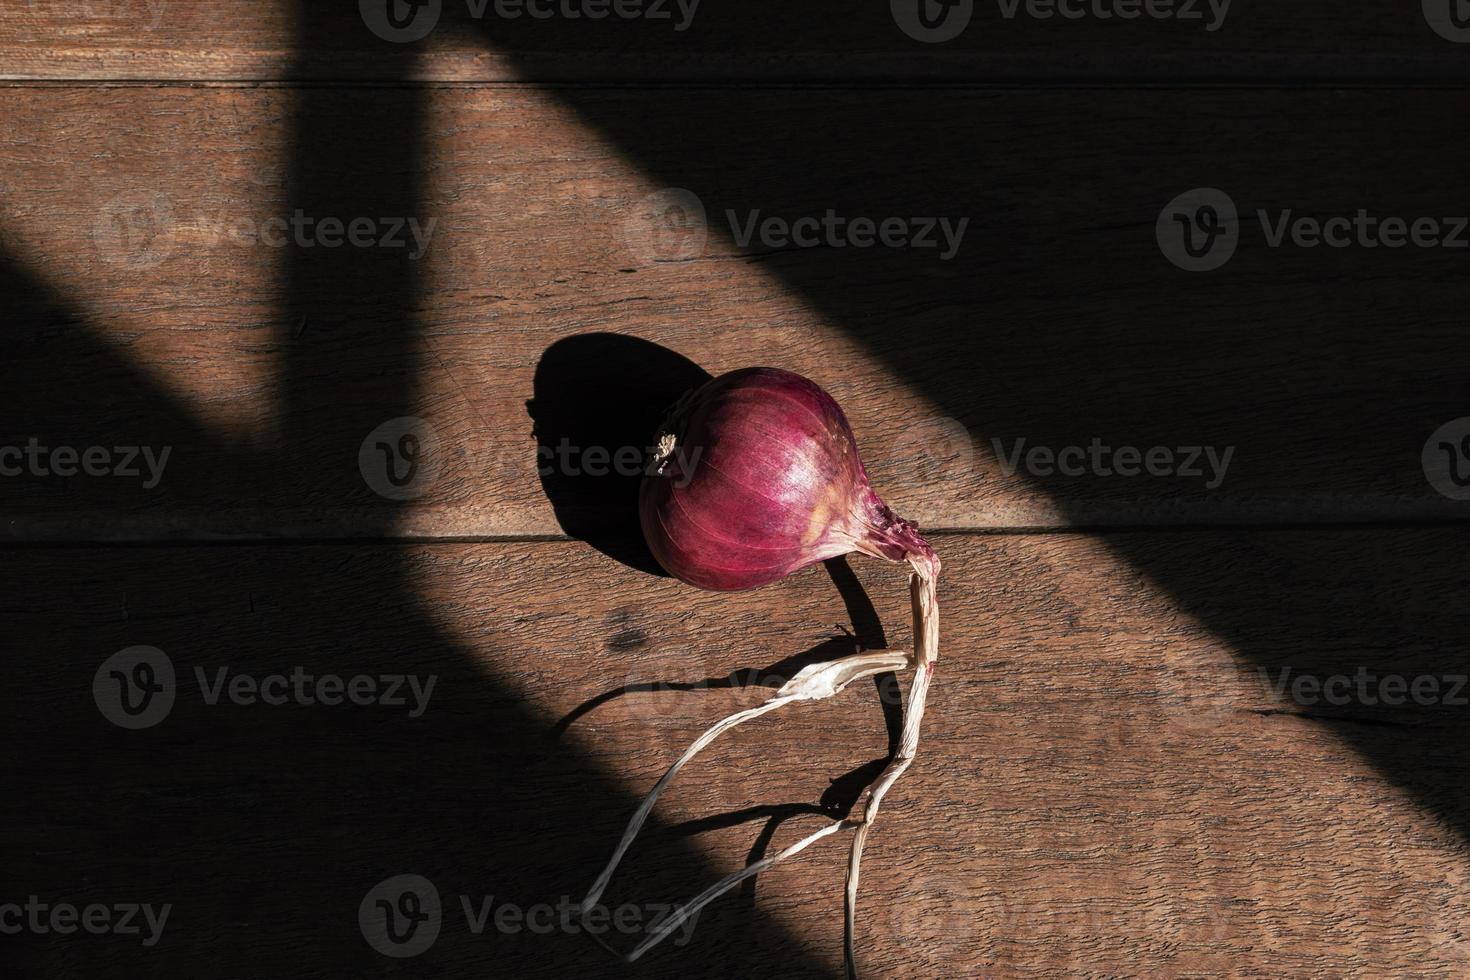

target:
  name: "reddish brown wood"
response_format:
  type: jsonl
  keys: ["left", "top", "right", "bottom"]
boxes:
{"left": 4, "top": 532, "right": 1468, "bottom": 975}
{"left": 4, "top": 86, "right": 1469, "bottom": 539}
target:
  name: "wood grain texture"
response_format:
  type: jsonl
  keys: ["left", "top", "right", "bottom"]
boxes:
{"left": 4, "top": 530, "right": 1468, "bottom": 976}
{"left": 3, "top": 85, "right": 1469, "bottom": 539}
{"left": 10, "top": 5, "right": 1468, "bottom": 980}
{"left": 4, "top": 0, "right": 1470, "bottom": 82}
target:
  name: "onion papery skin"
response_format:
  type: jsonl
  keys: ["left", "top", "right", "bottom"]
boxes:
{"left": 640, "top": 367, "right": 933, "bottom": 592}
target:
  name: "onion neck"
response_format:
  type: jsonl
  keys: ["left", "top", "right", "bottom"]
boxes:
{"left": 848, "top": 484, "right": 940, "bottom": 581}
{"left": 846, "top": 481, "right": 938, "bottom": 673}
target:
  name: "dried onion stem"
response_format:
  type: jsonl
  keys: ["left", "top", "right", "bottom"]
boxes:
{"left": 577, "top": 555, "right": 938, "bottom": 980}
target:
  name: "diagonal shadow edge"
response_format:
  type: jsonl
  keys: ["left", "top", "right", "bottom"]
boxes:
{"left": 0, "top": 15, "right": 855, "bottom": 980}
{"left": 424, "top": 27, "right": 1470, "bottom": 855}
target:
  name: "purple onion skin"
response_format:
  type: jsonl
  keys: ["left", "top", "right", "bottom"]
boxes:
{"left": 640, "top": 367, "right": 936, "bottom": 592}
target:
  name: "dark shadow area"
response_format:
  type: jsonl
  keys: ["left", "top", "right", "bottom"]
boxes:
{"left": 529, "top": 333, "right": 710, "bottom": 576}
{"left": 289, "top": 2, "right": 1470, "bottom": 83}
{"left": 0, "top": 540, "right": 855, "bottom": 978}
{"left": 549, "top": 629, "right": 860, "bottom": 740}
{"left": 0, "top": 248, "right": 257, "bottom": 529}
{"left": 426, "top": 12, "right": 1470, "bottom": 854}
{"left": 549, "top": 551, "right": 906, "bottom": 924}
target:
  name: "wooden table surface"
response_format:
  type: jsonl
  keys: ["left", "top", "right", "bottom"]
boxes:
{"left": 5, "top": 3, "right": 1470, "bottom": 977}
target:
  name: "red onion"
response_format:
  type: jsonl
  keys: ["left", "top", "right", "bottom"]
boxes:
{"left": 639, "top": 367, "right": 937, "bottom": 591}
{"left": 578, "top": 368, "right": 940, "bottom": 979}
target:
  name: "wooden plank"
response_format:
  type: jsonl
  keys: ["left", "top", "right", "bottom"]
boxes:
{"left": 4, "top": 529, "right": 1469, "bottom": 975}
{"left": 5, "top": 0, "right": 1470, "bottom": 82}
{"left": 4, "top": 85, "right": 1468, "bottom": 539}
